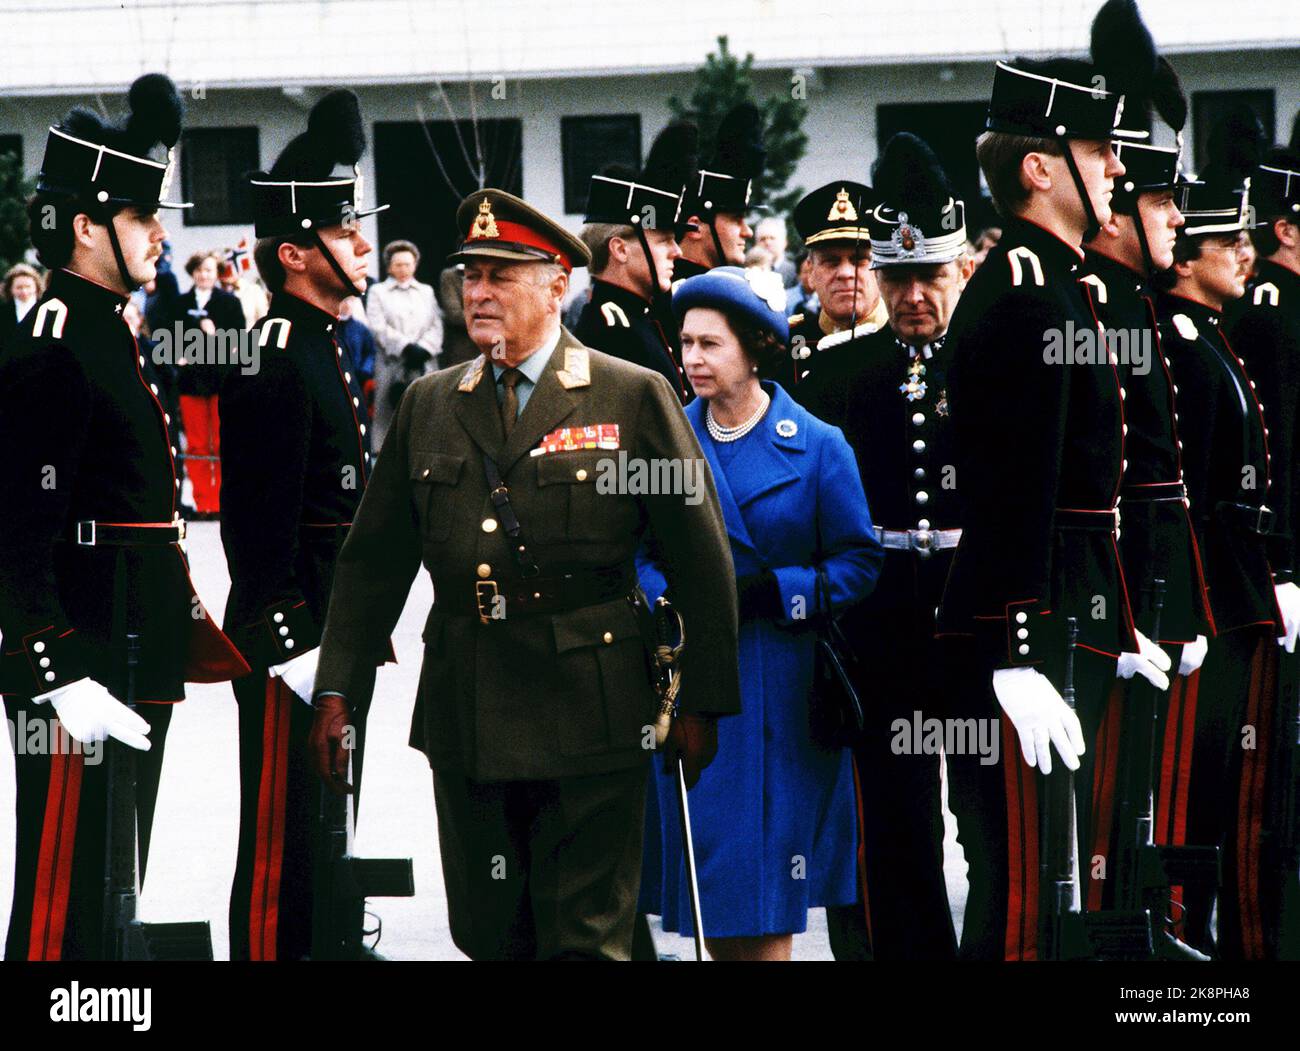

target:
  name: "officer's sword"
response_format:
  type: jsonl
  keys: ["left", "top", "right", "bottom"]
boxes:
{"left": 650, "top": 597, "right": 706, "bottom": 961}
{"left": 675, "top": 757, "right": 706, "bottom": 962}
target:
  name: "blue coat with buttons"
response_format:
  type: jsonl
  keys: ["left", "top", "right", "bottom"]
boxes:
{"left": 638, "top": 380, "right": 883, "bottom": 937}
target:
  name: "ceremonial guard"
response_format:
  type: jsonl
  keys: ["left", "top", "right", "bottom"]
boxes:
{"left": 310, "top": 188, "right": 741, "bottom": 960}
{"left": 0, "top": 75, "right": 247, "bottom": 960}
{"left": 794, "top": 134, "right": 969, "bottom": 960}
{"left": 1156, "top": 114, "right": 1297, "bottom": 959}
{"left": 575, "top": 122, "right": 696, "bottom": 402}
{"left": 936, "top": 1, "right": 1169, "bottom": 960}
{"left": 673, "top": 103, "right": 764, "bottom": 283}
{"left": 779, "top": 180, "right": 887, "bottom": 388}
{"left": 1078, "top": 55, "right": 1217, "bottom": 945}
{"left": 220, "top": 90, "right": 388, "bottom": 961}
{"left": 1224, "top": 142, "right": 1300, "bottom": 959}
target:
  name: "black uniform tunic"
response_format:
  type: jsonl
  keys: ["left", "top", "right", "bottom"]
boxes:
{"left": 219, "top": 289, "right": 383, "bottom": 961}
{"left": 574, "top": 279, "right": 689, "bottom": 403}
{"left": 1082, "top": 250, "right": 1213, "bottom": 644}
{"left": 1159, "top": 289, "right": 1282, "bottom": 959}
{"left": 937, "top": 217, "right": 1136, "bottom": 961}
{"left": 0, "top": 268, "right": 246, "bottom": 960}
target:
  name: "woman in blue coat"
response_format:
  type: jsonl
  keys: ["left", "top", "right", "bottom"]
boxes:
{"left": 639, "top": 267, "right": 883, "bottom": 960}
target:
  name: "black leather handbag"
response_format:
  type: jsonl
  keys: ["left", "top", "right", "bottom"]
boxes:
{"left": 808, "top": 547, "right": 865, "bottom": 750}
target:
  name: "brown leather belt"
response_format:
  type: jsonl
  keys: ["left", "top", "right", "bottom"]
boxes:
{"left": 437, "top": 566, "right": 636, "bottom": 623}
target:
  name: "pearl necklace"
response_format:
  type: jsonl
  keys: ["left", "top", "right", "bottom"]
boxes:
{"left": 706, "top": 390, "right": 770, "bottom": 443}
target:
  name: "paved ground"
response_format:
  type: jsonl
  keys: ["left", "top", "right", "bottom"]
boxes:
{"left": 1, "top": 521, "right": 970, "bottom": 960}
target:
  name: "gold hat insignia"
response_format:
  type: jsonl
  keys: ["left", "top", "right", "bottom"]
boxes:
{"left": 471, "top": 198, "right": 500, "bottom": 240}
{"left": 828, "top": 188, "right": 858, "bottom": 223}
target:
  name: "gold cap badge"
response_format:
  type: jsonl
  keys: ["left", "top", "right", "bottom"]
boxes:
{"left": 828, "top": 188, "right": 858, "bottom": 223}
{"left": 470, "top": 198, "right": 500, "bottom": 240}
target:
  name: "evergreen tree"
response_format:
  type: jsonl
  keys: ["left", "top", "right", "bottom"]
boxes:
{"left": 669, "top": 35, "right": 808, "bottom": 221}
{"left": 0, "top": 148, "right": 34, "bottom": 275}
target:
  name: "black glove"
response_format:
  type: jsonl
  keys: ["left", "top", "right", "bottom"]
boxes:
{"left": 662, "top": 713, "right": 719, "bottom": 789}
{"left": 400, "top": 343, "right": 433, "bottom": 370}
{"left": 736, "top": 568, "right": 782, "bottom": 621}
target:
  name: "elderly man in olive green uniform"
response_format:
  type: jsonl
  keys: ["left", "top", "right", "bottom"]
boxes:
{"left": 308, "top": 188, "right": 741, "bottom": 960}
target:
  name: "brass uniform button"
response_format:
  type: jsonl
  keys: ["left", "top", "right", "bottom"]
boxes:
{"left": 602, "top": 631, "right": 614, "bottom": 644}
{"left": 481, "top": 518, "right": 498, "bottom": 533}
{"left": 477, "top": 563, "right": 492, "bottom": 579}
{"left": 421, "top": 468, "right": 431, "bottom": 479}
{"left": 575, "top": 468, "right": 588, "bottom": 481}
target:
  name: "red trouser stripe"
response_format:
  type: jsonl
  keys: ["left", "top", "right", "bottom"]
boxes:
{"left": 847, "top": 752, "right": 873, "bottom": 946}
{"left": 28, "top": 750, "right": 84, "bottom": 960}
{"left": 1237, "top": 640, "right": 1274, "bottom": 960}
{"left": 248, "top": 677, "right": 292, "bottom": 961}
{"left": 1003, "top": 719, "right": 1039, "bottom": 961}
{"left": 1156, "top": 669, "right": 1200, "bottom": 930}
{"left": 1087, "top": 682, "right": 1125, "bottom": 911}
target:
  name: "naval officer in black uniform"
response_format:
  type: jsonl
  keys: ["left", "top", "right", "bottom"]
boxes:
{"left": 220, "top": 89, "right": 389, "bottom": 961}
{"left": 779, "top": 180, "right": 888, "bottom": 389}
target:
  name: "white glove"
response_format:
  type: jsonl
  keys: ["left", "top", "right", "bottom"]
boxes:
{"left": 1179, "top": 634, "right": 1209, "bottom": 676}
{"left": 1116, "top": 629, "right": 1172, "bottom": 691}
{"left": 992, "top": 667, "right": 1086, "bottom": 774}
{"left": 1275, "top": 582, "right": 1300, "bottom": 653}
{"left": 32, "top": 677, "right": 152, "bottom": 750}
{"left": 269, "top": 648, "right": 320, "bottom": 705}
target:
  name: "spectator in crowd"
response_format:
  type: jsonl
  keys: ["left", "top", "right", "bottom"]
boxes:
{"left": 337, "top": 294, "right": 378, "bottom": 413}
{"left": 0, "top": 263, "right": 42, "bottom": 352}
{"left": 366, "top": 239, "right": 443, "bottom": 449}
{"left": 785, "top": 250, "right": 819, "bottom": 316}
{"left": 744, "top": 245, "right": 775, "bottom": 271}
{"left": 145, "top": 238, "right": 181, "bottom": 334}
{"left": 970, "top": 225, "right": 1002, "bottom": 268}
{"left": 219, "top": 256, "right": 270, "bottom": 327}
{"left": 173, "top": 250, "right": 246, "bottom": 518}
{"left": 755, "top": 215, "right": 797, "bottom": 287}
{"left": 437, "top": 264, "right": 485, "bottom": 367}
{"left": 638, "top": 266, "right": 882, "bottom": 961}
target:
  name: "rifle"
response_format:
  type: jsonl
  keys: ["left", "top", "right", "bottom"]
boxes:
{"left": 1086, "top": 580, "right": 1214, "bottom": 960}
{"left": 310, "top": 765, "right": 414, "bottom": 960}
{"left": 101, "top": 632, "right": 213, "bottom": 960}
{"left": 1265, "top": 642, "right": 1300, "bottom": 958}
{"left": 1039, "top": 617, "right": 1094, "bottom": 960}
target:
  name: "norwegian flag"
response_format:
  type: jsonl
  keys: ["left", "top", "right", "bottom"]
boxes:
{"left": 226, "top": 237, "right": 252, "bottom": 273}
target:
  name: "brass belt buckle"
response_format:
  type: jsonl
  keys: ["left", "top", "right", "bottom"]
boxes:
{"left": 76, "top": 520, "right": 96, "bottom": 546}
{"left": 1257, "top": 504, "right": 1273, "bottom": 534}
{"left": 475, "top": 580, "right": 499, "bottom": 624}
